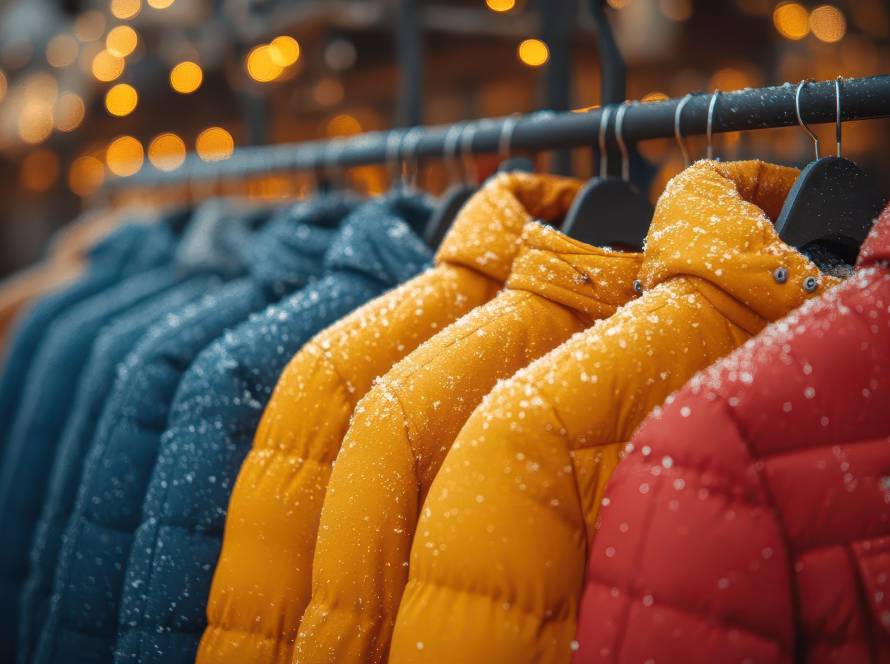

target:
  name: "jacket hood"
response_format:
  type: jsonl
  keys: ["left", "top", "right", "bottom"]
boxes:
{"left": 641, "top": 160, "right": 838, "bottom": 330}
{"left": 247, "top": 195, "right": 358, "bottom": 295}
{"left": 507, "top": 221, "right": 642, "bottom": 320}
{"left": 173, "top": 199, "right": 257, "bottom": 278}
{"left": 322, "top": 193, "right": 434, "bottom": 286}
{"left": 435, "top": 171, "right": 583, "bottom": 283}
{"left": 857, "top": 201, "right": 890, "bottom": 268}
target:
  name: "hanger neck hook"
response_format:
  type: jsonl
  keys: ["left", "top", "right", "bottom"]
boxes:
{"left": 835, "top": 76, "right": 843, "bottom": 158}
{"left": 385, "top": 129, "right": 405, "bottom": 189}
{"left": 324, "top": 138, "right": 346, "bottom": 190}
{"left": 795, "top": 79, "right": 820, "bottom": 161}
{"left": 442, "top": 123, "right": 465, "bottom": 185}
{"left": 597, "top": 104, "right": 613, "bottom": 178}
{"left": 401, "top": 126, "right": 424, "bottom": 191}
{"left": 706, "top": 89, "right": 720, "bottom": 160}
{"left": 614, "top": 101, "right": 632, "bottom": 182}
{"left": 498, "top": 113, "right": 520, "bottom": 164}
{"left": 460, "top": 121, "right": 480, "bottom": 186}
{"left": 674, "top": 93, "right": 693, "bottom": 168}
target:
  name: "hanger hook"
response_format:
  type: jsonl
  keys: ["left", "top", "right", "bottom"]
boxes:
{"left": 385, "top": 129, "right": 406, "bottom": 188}
{"left": 706, "top": 89, "right": 720, "bottom": 160}
{"left": 597, "top": 104, "right": 613, "bottom": 178}
{"left": 325, "top": 138, "right": 347, "bottom": 190}
{"left": 795, "top": 79, "right": 820, "bottom": 161}
{"left": 674, "top": 93, "right": 693, "bottom": 167}
{"left": 460, "top": 120, "right": 480, "bottom": 186}
{"left": 401, "top": 126, "right": 424, "bottom": 191}
{"left": 835, "top": 76, "right": 843, "bottom": 158}
{"left": 614, "top": 101, "right": 632, "bottom": 182}
{"left": 442, "top": 122, "right": 465, "bottom": 184}
{"left": 498, "top": 113, "right": 520, "bottom": 162}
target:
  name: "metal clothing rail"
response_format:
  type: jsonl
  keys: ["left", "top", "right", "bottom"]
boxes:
{"left": 107, "top": 74, "right": 890, "bottom": 189}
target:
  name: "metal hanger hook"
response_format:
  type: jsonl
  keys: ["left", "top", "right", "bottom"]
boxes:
{"left": 498, "top": 113, "right": 521, "bottom": 161}
{"left": 795, "top": 79, "right": 820, "bottom": 161}
{"left": 401, "top": 126, "right": 424, "bottom": 190}
{"left": 442, "top": 122, "right": 465, "bottom": 184}
{"left": 385, "top": 129, "right": 406, "bottom": 188}
{"left": 835, "top": 76, "right": 843, "bottom": 158}
{"left": 614, "top": 101, "right": 633, "bottom": 182}
{"left": 706, "top": 89, "right": 720, "bottom": 160}
{"left": 597, "top": 104, "right": 613, "bottom": 178}
{"left": 325, "top": 138, "right": 348, "bottom": 189}
{"left": 674, "top": 93, "right": 694, "bottom": 167}
{"left": 460, "top": 120, "right": 480, "bottom": 186}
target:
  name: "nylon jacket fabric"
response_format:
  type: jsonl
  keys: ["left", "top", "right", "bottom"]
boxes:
{"left": 388, "top": 160, "right": 840, "bottom": 664}
{"left": 573, "top": 205, "right": 890, "bottom": 664}
{"left": 298, "top": 212, "right": 644, "bottom": 663}
{"left": 18, "top": 202, "right": 257, "bottom": 664}
{"left": 115, "top": 195, "right": 433, "bottom": 664}
{"left": 34, "top": 198, "right": 354, "bottom": 664}
{"left": 200, "top": 172, "right": 575, "bottom": 664}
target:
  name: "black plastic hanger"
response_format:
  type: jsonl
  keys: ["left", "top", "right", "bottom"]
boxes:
{"left": 775, "top": 78, "right": 886, "bottom": 264}
{"left": 561, "top": 102, "right": 653, "bottom": 251}
{"left": 423, "top": 122, "right": 478, "bottom": 249}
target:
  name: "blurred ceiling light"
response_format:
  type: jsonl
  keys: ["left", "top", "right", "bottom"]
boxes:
{"left": 69, "top": 154, "right": 105, "bottom": 196}
{"left": 810, "top": 4, "right": 846, "bottom": 43}
{"left": 0, "top": 71, "right": 6, "bottom": 102}
{"left": 18, "top": 102, "right": 54, "bottom": 144}
{"left": 170, "top": 60, "right": 202, "bottom": 93}
{"left": 105, "top": 83, "right": 138, "bottom": 116}
{"left": 21, "top": 149, "right": 59, "bottom": 192}
{"left": 708, "top": 66, "right": 757, "bottom": 91}
{"left": 324, "top": 38, "right": 357, "bottom": 72}
{"left": 313, "top": 77, "right": 344, "bottom": 107}
{"left": 485, "top": 0, "right": 516, "bottom": 12}
{"left": 92, "top": 49, "right": 125, "bottom": 82}
{"left": 196, "top": 126, "right": 234, "bottom": 161}
{"left": 245, "top": 45, "right": 283, "bottom": 82}
{"left": 641, "top": 91, "right": 669, "bottom": 102}
{"left": 148, "top": 132, "right": 186, "bottom": 171}
{"left": 734, "top": 0, "right": 771, "bottom": 15}
{"left": 47, "top": 34, "right": 79, "bottom": 68}
{"left": 55, "top": 92, "right": 85, "bottom": 132}
{"left": 74, "top": 11, "right": 106, "bottom": 42}
{"left": 110, "top": 0, "right": 141, "bottom": 20}
{"left": 106, "top": 135, "right": 144, "bottom": 176}
{"left": 106, "top": 25, "right": 138, "bottom": 58}
{"left": 773, "top": 2, "right": 810, "bottom": 40}
{"left": 606, "top": 0, "right": 631, "bottom": 8}
{"left": 269, "top": 36, "right": 300, "bottom": 67}
{"left": 517, "top": 38, "right": 549, "bottom": 67}
{"left": 658, "top": 0, "right": 692, "bottom": 21}
{"left": 148, "top": 0, "right": 175, "bottom": 8}
{"left": 326, "top": 113, "right": 362, "bottom": 137}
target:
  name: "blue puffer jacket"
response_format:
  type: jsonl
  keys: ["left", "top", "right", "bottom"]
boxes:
{"left": 0, "top": 220, "right": 177, "bottom": 461}
{"left": 17, "top": 202, "right": 260, "bottom": 664}
{"left": 34, "top": 197, "right": 356, "bottom": 664}
{"left": 115, "top": 194, "right": 433, "bottom": 664}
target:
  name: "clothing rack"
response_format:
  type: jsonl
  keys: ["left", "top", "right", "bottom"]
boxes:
{"left": 106, "top": 74, "right": 890, "bottom": 190}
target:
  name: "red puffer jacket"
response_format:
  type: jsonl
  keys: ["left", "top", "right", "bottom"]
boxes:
{"left": 574, "top": 204, "right": 890, "bottom": 664}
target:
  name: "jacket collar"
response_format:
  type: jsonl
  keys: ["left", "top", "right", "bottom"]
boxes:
{"left": 173, "top": 199, "right": 258, "bottom": 279}
{"left": 506, "top": 221, "right": 642, "bottom": 322}
{"left": 435, "top": 172, "right": 583, "bottom": 283}
{"left": 856, "top": 202, "right": 890, "bottom": 269}
{"left": 640, "top": 160, "right": 840, "bottom": 333}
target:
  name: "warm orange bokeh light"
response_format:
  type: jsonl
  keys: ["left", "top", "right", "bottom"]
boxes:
{"left": 68, "top": 154, "right": 106, "bottom": 196}
{"left": 18, "top": 102, "right": 54, "bottom": 144}
{"left": 517, "top": 38, "right": 549, "bottom": 67}
{"left": 485, "top": 0, "right": 516, "bottom": 12}
{"left": 106, "top": 25, "right": 138, "bottom": 58}
{"left": 245, "top": 45, "right": 283, "bottom": 82}
{"left": 105, "top": 83, "right": 138, "bottom": 116}
{"left": 195, "top": 127, "right": 234, "bottom": 161}
{"left": 169, "top": 61, "right": 202, "bottom": 93}
{"left": 106, "top": 135, "right": 144, "bottom": 176}
{"left": 21, "top": 149, "right": 60, "bottom": 192}
{"left": 110, "top": 0, "right": 141, "bottom": 20}
{"left": 92, "top": 49, "right": 125, "bottom": 82}
{"left": 46, "top": 34, "right": 79, "bottom": 68}
{"left": 810, "top": 4, "right": 847, "bottom": 43}
{"left": 326, "top": 113, "right": 362, "bottom": 137}
{"left": 147, "top": 0, "right": 175, "bottom": 7}
{"left": 55, "top": 92, "right": 86, "bottom": 132}
{"left": 74, "top": 11, "right": 106, "bottom": 42}
{"left": 269, "top": 36, "right": 300, "bottom": 67}
{"left": 773, "top": 2, "right": 810, "bottom": 40}
{"left": 148, "top": 133, "right": 186, "bottom": 171}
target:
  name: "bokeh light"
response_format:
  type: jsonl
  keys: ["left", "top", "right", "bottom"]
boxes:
{"left": 245, "top": 45, "right": 283, "bottom": 82}
{"left": 74, "top": 11, "right": 106, "bottom": 42}
{"left": 55, "top": 92, "right": 85, "bottom": 132}
{"left": 20, "top": 149, "right": 60, "bottom": 192}
{"left": 0, "top": 71, "right": 6, "bottom": 102}
{"left": 485, "top": 0, "right": 516, "bottom": 12}
{"left": 105, "top": 83, "right": 138, "bottom": 116}
{"left": 106, "top": 25, "right": 138, "bottom": 58}
{"left": 517, "top": 38, "right": 549, "bottom": 67}
{"left": 68, "top": 154, "right": 105, "bottom": 196}
{"left": 195, "top": 126, "right": 234, "bottom": 161}
{"left": 269, "top": 36, "right": 300, "bottom": 67}
{"left": 326, "top": 113, "right": 362, "bottom": 137}
{"left": 148, "top": 133, "right": 186, "bottom": 171}
{"left": 110, "top": 0, "right": 141, "bottom": 20}
{"left": 18, "top": 102, "right": 54, "bottom": 144}
{"left": 313, "top": 78, "right": 345, "bottom": 107}
{"left": 773, "top": 2, "right": 810, "bottom": 40}
{"left": 810, "top": 5, "right": 846, "bottom": 43}
{"left": 170, "top": 61, "right": 203, "bottom": 93}
{"left": 92, "top": 50, "right": 125, "bottom": 82}
{"left": 147, "top": 0, "right": 175, "bottom": 7}
{"left": 46, "top": 34, "right": 79, "bottom": 68}
{"left": 106, "top": 135, "right": 144, "bottom": 176}
{"left": 658, "top": 0, "right": 693, "bottom": 22}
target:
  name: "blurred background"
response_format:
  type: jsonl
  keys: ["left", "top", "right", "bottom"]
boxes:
{"left": 0, "top": 0, "right": 888, "bottom": 277}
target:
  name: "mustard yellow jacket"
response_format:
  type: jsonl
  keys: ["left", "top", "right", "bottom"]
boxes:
{"left": 199, "top": 172, "right": 582, "bottom": 664}
{"left": 389, "top": 160, "right": 840, "bottom": 663}
{"left": 296, "top": 222, "right": 641, "bottom": 664}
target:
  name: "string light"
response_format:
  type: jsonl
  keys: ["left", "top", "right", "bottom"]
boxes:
{"left": 110, "top": 0, "right": 141, "bottom": 20}
{"left": 148, "top": 133, "right": 186, "bottom": 171}
{"left": 269, "top": 36, "right": 300, "bottom": 67}
{"left": 106, "top": 135, "right": 144, "bottom": 176}
{"left": 195, "top": 127, "right": 234, "bottom": 161}
{"left": 485, "top": 0, "right": 516, "bottom": 12}
{"left": 773, "top": 2, "right": 810, "bottom": 40}
{"left": 55, "top": 92, "right": 85, "bottom": 132}
{"left": 92, "top": 49, "right": 125, "bottom": 82}
{"left": 74, "top": 11, "right": 106, "bottom": 42}
{"left": 169, "top": 61, "right": 202, "bottom": 93}
{"left": 68, "top": 154, "right": 105, "bottom": 195}
{"left": 245, "top": 45, "right": 283, "bottom": 82}
{"left": 517, "top": 38, "right": 549, "bottom": 67}
{"left": 46, "top": 34, "right": 79, "bottom": 68}
{"left": 810, "top": 5, "right": 846, "bottom": 43}
{"left": 20, "top": 149, "right": 60, "bottom": 192}
{"left": 106, "top": 25, "right": 138, "bottom": 58}
{"left": 147, "top": 0, "right": 175, "bottom": 7}
{"left": 105, "top": 83, "right": 138, "bottom": 116}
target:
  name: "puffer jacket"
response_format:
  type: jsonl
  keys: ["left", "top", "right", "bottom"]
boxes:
{"left": 35, "top": 197, "right": 356, "bottom": 664}
{"left": 389, "top": 160, "right": 840, "bottom": 663}
{"left": 573, "top": 204, "right": 890, "bottom": 663}
{"left": 115, "top": 194, "right": 434, "bottom": 664}
{"left": 298, "top": 219, "right": 641, "bottom": 664}
{"left": 199, "top": 173, "right": 579, "bottom": 664}
{"left": 18, "top": 202, "right": 259, "bottom": 664}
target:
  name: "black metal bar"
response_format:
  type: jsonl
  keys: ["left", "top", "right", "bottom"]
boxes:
{"left": 395, "top": 0, "right": 423, "bottom": 127}
{"left": 589, "top": 0, "right": 625, "bottom": 107}
{"left": 107, "top": 75, "right": 890, "bottom": 189}
{"left": 540, "top": 0, "right": 576, "bottom": 175}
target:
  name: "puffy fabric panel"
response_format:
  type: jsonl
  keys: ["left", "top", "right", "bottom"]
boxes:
{"left": 35, "top": 200, "right": 352, "bottom": 664}
{"left": 114, "top": 196, "right": 432, "bottom": 664}
{"left": 573, "top": 205, "right": 890, "bottom": 663}
{"left": 389, "top": 161, "right": 837, "bottom": 663}
{"left": 19, "top": 275, "right": 221, "bottom": 663}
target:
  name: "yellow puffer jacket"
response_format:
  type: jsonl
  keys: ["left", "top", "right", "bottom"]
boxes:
{"left": 388, "top": 160, "right": 842, "bottom": 663}
{"left": 198, "top": 172, "right": 583, "bottom": 664}
{"left": 296, "top": 223, "right": 642, "bottom": 664}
